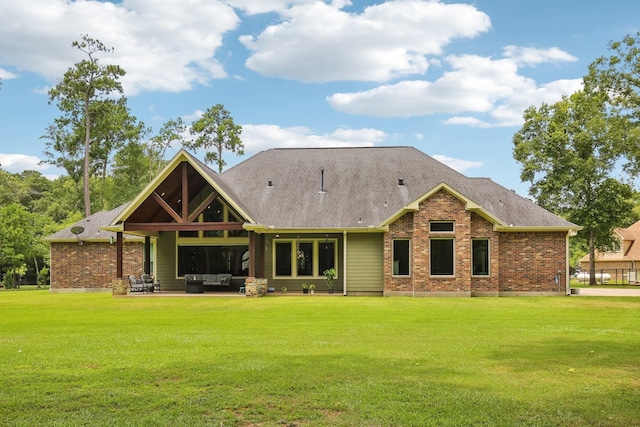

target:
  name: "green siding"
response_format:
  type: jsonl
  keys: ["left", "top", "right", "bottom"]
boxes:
{"left": 346, "top": 233, "right": 384, "bottom": 294}
{"left": 156, "top": 231, "right": 183, "bottom": 291}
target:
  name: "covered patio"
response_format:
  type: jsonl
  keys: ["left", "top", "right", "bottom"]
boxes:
{"left": 105, "top": 154, "right": 266, "bottom": 294}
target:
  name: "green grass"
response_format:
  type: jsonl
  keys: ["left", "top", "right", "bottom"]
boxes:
{"left": 1, "top": 292, "right": 639, "bottom": 426}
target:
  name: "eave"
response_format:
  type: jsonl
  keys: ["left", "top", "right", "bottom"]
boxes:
{"left": 380, "top": 182, "right": 507, "bottom": 228}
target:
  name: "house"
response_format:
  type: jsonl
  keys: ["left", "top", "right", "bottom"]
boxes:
{"left": 46, "top": 147, "right": 580, "bottom": 296}
{"left": 578, "top": 220, "right": 640, "bottom": 281}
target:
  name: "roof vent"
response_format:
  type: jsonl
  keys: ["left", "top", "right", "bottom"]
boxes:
{"left": 398, "top": 178, "right": 404, "bottom": 186}
{"left": 268, "top": 180, "right": 273, "bottom": 187}
{"left": 320, "top": 169, "right": 326, "bottom": 193}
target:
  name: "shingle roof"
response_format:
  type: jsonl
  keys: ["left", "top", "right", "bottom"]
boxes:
{"left": 221, "top": 146, "right": 577, "bottom": 230}
{"left": 45, "top": 147, "right": 578, "bottom": 238}
{"left": 44, "top": 204, "right": 142, "bottom": 241}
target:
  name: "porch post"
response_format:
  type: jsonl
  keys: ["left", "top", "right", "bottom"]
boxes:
{"left": 116, "top": 231, "right": 123, "bottom": 279}
{"left": 144, "top": 236, "right": 151, "bottom": 274}
{"left": 258, "top": 234, "right": 266, "bottom": 278}
{"left": 248, "top": 231, "right": 256, "bottom": 278}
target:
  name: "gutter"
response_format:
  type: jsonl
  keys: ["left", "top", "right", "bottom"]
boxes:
{"left": 343, "top": 230, "right": 348, "bottom": 296}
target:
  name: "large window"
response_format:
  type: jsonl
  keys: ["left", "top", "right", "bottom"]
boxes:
{"left": 393, "top": 239, "right": 410, "bottom": 276}
{"left": 178, "top": 245, "right": 248, "bottom": 276}
{"left": 275, "top": 239, "right": 337, "bottom": 278}
{"left": 178, "top": 199, "right": 248, "bottom": 239}
{"left": 297, "top": 242, "right": 313, "bottom": 276}
{"left": 472, "top": 239, "right": 489, "bottom": 276}
{"left": 430, "top": 239, "right": 454, "bottom": 276}
{"left": 318, "top": 241, "right": 335, "bottom": 275}
{"left": 275, "top": 242, "right": 292, "bottom": 276}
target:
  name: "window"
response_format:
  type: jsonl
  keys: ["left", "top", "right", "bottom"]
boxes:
{"left": 472, "top": 239, "right": 489, "bottom": 276}
{"left": 177, "top": 199, "right": 248, "bottom": 239}
{"left": 177, "top": 245, "right": 248, "bottom": 276}
{"left": 274, "top": 239, "right": 337, "bottom": 278}
{"left": 297, "top": 242, "right": 313, "bottom": 276}
{"left": 275, "top": 241, "right": 292, "bottom": 276}
{"left": 318, "top": 241, "right": 335, "bottom": 275}
{"left": 430, "top": 221, "right": 454, "bottom": 232}
{"left": 430, "top": 239, "right": 454, "bottom": 275}
{"left": 203, "top": 199, "right": 224, "bottom": 238}
{"left": 393, "top": 239, "right": 410, "bottom": 276}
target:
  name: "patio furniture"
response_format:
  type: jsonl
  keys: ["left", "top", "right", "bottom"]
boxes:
{"left": 189, "top": 273, "right": 232, "bottom": 287}
{"left": 140, "top": 274, "right": 160, "bottom": 293}
{"left": 128, "top": 275, "right": 153, "bottom": 293}
{"left": 185, "top": 278, "right": 204, "bottom": 293}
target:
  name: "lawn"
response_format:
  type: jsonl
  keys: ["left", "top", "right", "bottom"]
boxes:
{"left": 1, "top": 292, "right": 639, "bottom": 426}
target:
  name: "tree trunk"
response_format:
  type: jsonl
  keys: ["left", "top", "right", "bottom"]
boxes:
{"left": 588, "top": 228, "right": 597, "bottom": 286}
{"left": 83, "top": 95, "right": 91, "bottom": 218}
{"left": 34, "top": 257, "right": 41, "bottom": 288}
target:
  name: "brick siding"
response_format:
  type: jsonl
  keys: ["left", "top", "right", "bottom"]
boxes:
{"left": 50, "top": 242, "right": 143, "bottom": 291}
{"left": 384, "top": 189, "right": 567, "bottom": 296}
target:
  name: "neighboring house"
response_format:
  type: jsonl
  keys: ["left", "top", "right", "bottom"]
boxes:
{"left": 46, "top": 147, "right": 580, "bottom": 296}
{"left": 578, "top": 220, "right": 640, "bottom": 273}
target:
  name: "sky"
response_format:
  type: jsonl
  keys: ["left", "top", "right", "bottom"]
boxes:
{"left": 0, "top": 0, "right": 639, "bottom": 197}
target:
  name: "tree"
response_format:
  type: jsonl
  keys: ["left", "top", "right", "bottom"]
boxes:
{"left": 186, "top": 104, "right": 243, "bottom": 173}
{"left": 48, "top": 35, "right": 125, "bottom": 217}
{"left": 110, "top": 141, "right": 154, "bottom": 207}
{"left": 585, "top": 33, "right": 640, "bottom": 177}
{"left": 148, "top": 117, "right": 186, "bottom": 179}
{"left": 0, "top": 204, "right": 37, "bottom": 285}
{"left": 513, "top": 89, "right": 635, "bottom": 285}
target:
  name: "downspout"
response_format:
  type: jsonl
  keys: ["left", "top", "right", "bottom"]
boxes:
{"left": 343, "top": 230, "right": 348, "bottom": 296}
{"left": 412, "top": 237, "right": 415, "bottom": 298}
{"left": 566, "top": 232, "right": 571, "bottom": 295}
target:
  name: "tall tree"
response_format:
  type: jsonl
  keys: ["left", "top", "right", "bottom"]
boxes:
{"left": 585, "top": 33, "right": 640, "bottom": 177}
{"left": 186, "top": 104, "right": 243, "bottom": 173}
{"left": 48, "top": 35, "right": 125, "bottom": 217}
{"left": 513, "top": 89, "right": 635, "bottom": 285}
{"left": 148, "top": 117, "right": 186, "bottom": 179}
{"left": 41, "top": 118, "right": 85, "bottom": 200}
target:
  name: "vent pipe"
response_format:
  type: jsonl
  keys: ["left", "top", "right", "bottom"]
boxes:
{"left": 320, "top": 169, "right": 325, "bottom": 193}
{"left": 398, "top": 178, "right": 404, "bottom": 186}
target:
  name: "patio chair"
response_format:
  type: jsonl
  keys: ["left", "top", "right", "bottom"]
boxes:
{"left": 128, "top": 275, "right": 147, "bottom": 293}
{"left": 140, "top": 274, "right": 159, "bottom": 293}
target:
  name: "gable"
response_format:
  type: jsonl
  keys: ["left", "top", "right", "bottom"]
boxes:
{"left": 110, "top": 150, "right": 254, "bottom": 232}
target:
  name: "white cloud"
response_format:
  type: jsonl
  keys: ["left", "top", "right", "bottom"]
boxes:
{"left": 431, "top": 155, "right": 482, "bottom": 173}
{"left": 240, "top": 0, "right": 490, "bottom": 82}
{"left": 0, "top": 0, "right": 239, "bottom": 95}
{"left": 0, "top": 153, "right": 48, "bottom": 173}
{"left": 240, "top": 124, "right": 387, "bottom": 154}
{"left": 442, "top": 116, "right": 491, "bottom": 128}
{"left": 0, "top": 68, "right": 17, "bottom": 80}
{"left": 227, "top": 0, "right": 310, "bottom": 15}
{"left": 327, "top": 48, "right": 582, "bottom": 126}
{"left": 503, "top": 45, "right": 578, "bottom": 66}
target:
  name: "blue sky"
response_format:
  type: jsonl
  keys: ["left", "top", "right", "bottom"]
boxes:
{"left": 0, "top": 0, "right": 638, "bottom": 197}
